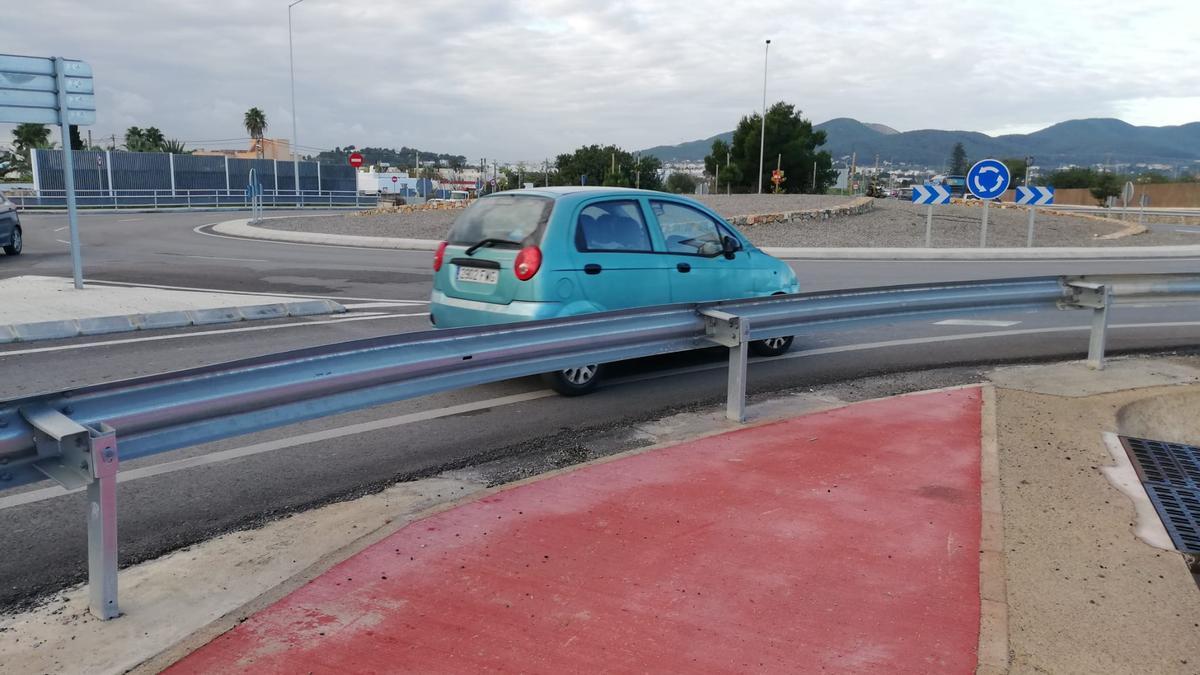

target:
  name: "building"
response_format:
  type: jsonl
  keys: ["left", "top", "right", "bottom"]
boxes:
{"left": 194, "top": 138, "right": 293, "bottom": 161}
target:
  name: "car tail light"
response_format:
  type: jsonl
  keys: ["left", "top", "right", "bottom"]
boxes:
{"left": 514, "top": 246, "right": 542, "bottom": 281}
{"left": 433, "top": 241, "right": 448, "bottom": 271}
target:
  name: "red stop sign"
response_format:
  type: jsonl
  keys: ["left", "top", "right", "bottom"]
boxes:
{"left": 348, "top": 152, "right": 364, "bottom": 168}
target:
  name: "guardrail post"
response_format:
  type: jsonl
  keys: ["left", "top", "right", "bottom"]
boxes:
{"left": 702, "top": 309, "right": 749, "bottom": 422}
{"left": 18, "top": 406, "right": 121, "bottom": 619}
{"left": 1062, "top": 280, "right": 1110, "bottom": 370}
{"left": 87, "top": 424, "right": 119, "bottom": 620}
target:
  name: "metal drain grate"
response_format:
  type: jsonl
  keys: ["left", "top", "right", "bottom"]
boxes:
{"left": 1121, "top": 437, "right": 1200, "bottom": 554}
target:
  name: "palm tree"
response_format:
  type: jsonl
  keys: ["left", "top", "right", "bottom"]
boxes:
{"left": 243, "top": 108, "right": 267, "bottom": 158}
{"left": 10, "top": 123, "right": 54, "bottom": 177}
{"left": 143, "top": 127, "right": 165, "bottom": 151}
{"left": 124, "top": 127, "right": 147, "bottom": 151}
{"left": 160, "top": 139, "right": 188, "bottom": 154}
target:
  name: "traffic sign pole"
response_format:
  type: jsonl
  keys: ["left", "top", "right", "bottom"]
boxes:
{"left": 1027, "top": 206, "right": 1036, "bottom": 247}
{"left": 981, "top": 201, "right": 989, "bottom": 247}
{"left": 925, "top": 205, "right": 934, "bottom": 247}
{"left": 54, "top": 57, "right": 84, "bottom": 289}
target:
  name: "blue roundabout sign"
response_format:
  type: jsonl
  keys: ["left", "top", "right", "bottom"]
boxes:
{"left": 967, "top": 159, "right": 1011, "bottom": 200}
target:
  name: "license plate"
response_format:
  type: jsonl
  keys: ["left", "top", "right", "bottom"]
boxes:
{"left": 456, "top": 266, "right": 498, "bottom": 285}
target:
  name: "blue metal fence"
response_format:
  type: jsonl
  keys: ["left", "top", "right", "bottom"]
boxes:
{"left": 29, "top": 149, "right": 358, "bottom": 207}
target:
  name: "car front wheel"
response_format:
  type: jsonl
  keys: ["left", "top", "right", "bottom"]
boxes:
{"left": 749, "top": 336, "right": 793, "bottom": 357}
{"left": 542, "top": 364, "right": 603, "bottom": 396}
{"left": 4, "top": 226, "right": 21, "bottom": 256}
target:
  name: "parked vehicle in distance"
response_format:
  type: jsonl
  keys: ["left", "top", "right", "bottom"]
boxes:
{"left": 429, "top": 186, "right": 799, "bottom": 394}
{"left": 0, "top": 192, "right": 22, "bottom": 256}
{"left": 942, "top": 175, "right": 967, "bottom": 198}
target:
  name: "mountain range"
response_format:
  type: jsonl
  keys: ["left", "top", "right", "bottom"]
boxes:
{"left": 639, "top": 118, "right": 1200, "bottom": 169}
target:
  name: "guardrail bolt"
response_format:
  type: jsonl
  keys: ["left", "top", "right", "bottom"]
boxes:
{"left": 102, "top": 448, "right": 115, "bottom": 462}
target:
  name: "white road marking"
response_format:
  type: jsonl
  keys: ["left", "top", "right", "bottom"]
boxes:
{"left": 117, "top": 218, "right": 144, "bottom": 223}
{"left": 1173, "top": 228, "right": 1200, "bottom": 234}
{"left": 610, "top": 321, "right": 1200, "bottom": 384}
{"left": 341, "top": 301, "right": 427, "bottom": 310}
{"left": 178, "top": 254, "right": 270, "bottom": 263}
{"left": 54, "top": 239, "right": 70, "bottom": 244}
{"left": 54, "top": 226, "right": 68, "bottom": 232}
{"left": 3, "top": 318, "right": 1199, "bottom": 508}
{"left": 0, "top": 312, "right": 429, "bottom": 357}
{"left": 86, "top": 279, "right": 429, "bottom": 305}
{"left": 0, "top": 390, "right": 557, "bottom": 510}
{"left": 934, "top": 319, "right": 1021, "bottom": 327}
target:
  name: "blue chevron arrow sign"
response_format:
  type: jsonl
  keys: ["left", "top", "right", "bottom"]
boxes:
{"left": 912, "top": 184, "right": 951, "bottom": 205}
{"left": 1015, "top": 186, "right": 1054, "bottom": 206}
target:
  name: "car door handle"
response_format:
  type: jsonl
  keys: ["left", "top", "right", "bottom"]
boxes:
{"left": 676, "top": 263, "right": 691, "bottom": 273}
{"left": 584, "top": 264, "right": 602, "bottom": 275}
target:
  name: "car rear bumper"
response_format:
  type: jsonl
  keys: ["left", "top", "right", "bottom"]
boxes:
{"left": 430, "top": 290, "right": 564, "bottom": 328}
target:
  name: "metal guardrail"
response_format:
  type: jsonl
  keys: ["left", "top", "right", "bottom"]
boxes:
{"left": 1, "top": 274, "right": 1197, "bottom": 619}
{"left": 6, "top": 188, "right": 364, "bottom": 210}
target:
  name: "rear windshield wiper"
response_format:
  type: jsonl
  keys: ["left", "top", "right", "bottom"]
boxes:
{"left": 465, "top": 238, "right": 522, "bottom": 256}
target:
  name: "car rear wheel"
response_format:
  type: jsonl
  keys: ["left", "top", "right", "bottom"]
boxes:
{"left": 542, "top": 364, "right": 603, "bottom": 396}
{"left": 4, "top": 226, "right": 21, "bottom": 256}
{"left": 749, "top": 336, "right": 793, "bottom": 357}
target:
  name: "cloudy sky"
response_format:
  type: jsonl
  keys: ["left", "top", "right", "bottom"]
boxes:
{"left": 4, "top": 0, "right": 1198, "bottom": 161}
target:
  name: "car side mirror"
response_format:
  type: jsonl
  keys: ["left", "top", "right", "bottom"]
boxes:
{"left": 721, "top": 235, "right": 740, "bottom": 259}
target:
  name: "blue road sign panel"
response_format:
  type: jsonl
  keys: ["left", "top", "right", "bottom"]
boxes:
{"left": 1015, "top": 186, "right": 1054, "bottom": 206}
{"left": 912, "top": 184, "right": 952, "bottom": 205}
{"left": 967, "top": 159, "right": 1011, "bottom": 200}
{"left": 0, "top": 53, "right": 96, "bottom": 126}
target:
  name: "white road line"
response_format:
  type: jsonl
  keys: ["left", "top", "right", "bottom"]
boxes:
{"left": 54, "top": 239, "right": 70, "bottom": 244}
{"left": 54, "top": 226, "right": 68, "bottom": 232}
{"left": 341, "top": 302, "right": 427, "bottom": 310}
{"left": 178, "top": 254, "right": 271, "bottom": 263}
{"left": 610, "top": 321, "right": 1200, "bottom": 384}
{"left": 0, "top": 312, "right": 429, "bottom": 357}
{"left": 0, "top": 390, "right": 558, "bottom": 510}
{"left": 934, "top": 319, "right": 1021, "bottom": 327}
{"left": 86, "top": 279, "right": 429, "bottom": 305}
{"left": 1173, "top": 228, "right": 1200, "bottom": 234}
{"left": 4, "top": 318, "right": 1199, "bottom": 509}
{"left": 117, "top": 218, "right": 144, "bottom": 223}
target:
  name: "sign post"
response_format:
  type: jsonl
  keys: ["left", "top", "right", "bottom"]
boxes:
{"left": 0, "top": 54, "right": 96, "bottom": 288}
{"left": 912, "top": 184, "right": 951, "bottom": 246}
{"left": 1015, "top": 186, "right": 1054, "bottom": 246}
{"left": 1122, "top": 181, "right": 1135, "bottom": 222}
{"left": 967, "top": 159, "right": 1011, "bottom": 247}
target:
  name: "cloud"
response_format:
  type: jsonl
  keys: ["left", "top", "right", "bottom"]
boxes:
{"left": 1, "top": 0, "right": 1196, "bottom": 160}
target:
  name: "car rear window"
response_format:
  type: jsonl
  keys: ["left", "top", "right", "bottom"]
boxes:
{"left": 446, "top": 195, "right": 553, "bottom": 246}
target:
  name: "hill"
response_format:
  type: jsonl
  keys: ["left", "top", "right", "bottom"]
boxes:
{"left": 641, "top": 118, "right": 1200, "bottom": 168}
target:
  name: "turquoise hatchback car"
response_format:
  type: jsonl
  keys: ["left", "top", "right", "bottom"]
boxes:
{"left": 430, "top": 187, "right": 799, "bottom": 394}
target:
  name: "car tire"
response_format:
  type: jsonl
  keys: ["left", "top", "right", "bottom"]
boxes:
{"left": 749, "top": 336, "right": 793, "bottom": 357}
{"left": 541, "top": 364, "right": 603, "bottom": 396}
{"left": 4, "top": 226, "right": 21, "bottom": 256}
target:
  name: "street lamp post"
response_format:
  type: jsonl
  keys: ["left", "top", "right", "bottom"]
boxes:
{"left": 757, "top": 39, "right": 770, "bottom": 194}
{"left": 288, "top": 0, "right": 305, "bottom": 205}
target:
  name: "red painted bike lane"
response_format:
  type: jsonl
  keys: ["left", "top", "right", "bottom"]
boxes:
{"left": 168, "top": 388, "right": 982, "bottom": 674}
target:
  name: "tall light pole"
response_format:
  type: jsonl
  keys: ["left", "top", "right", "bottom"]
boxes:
{"left": 757, "top": 39, "right": 770, "bottom": 194}
{"left": 288, "top": 0, "right": 305, "bottom": 204}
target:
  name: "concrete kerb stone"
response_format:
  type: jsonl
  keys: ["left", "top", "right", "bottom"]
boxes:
{"left": 212, "top": 217, "right": 441, "bottom": 251}
{"left": 0, "top": 301, "right": 346, "bottom": 345}
{"left": 213, "top": 213, "right": 1200, "bottom": 261}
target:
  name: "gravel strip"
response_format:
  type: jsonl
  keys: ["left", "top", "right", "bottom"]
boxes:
{"left": 258, "top": 195, "right": 1199, "bottom": 248}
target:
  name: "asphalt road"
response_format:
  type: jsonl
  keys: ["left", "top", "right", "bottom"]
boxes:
{"left": 1, "top": 209, "right": 1198, "bottom": 610}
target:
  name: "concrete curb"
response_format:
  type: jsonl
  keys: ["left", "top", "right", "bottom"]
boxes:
{"left": 0, "top": 299, "right": 345, "bottom": 345}
{"left": 212, "top": 216, "right": 1200, "bottom": 260}
{"left": 760, "top": 244, "right": 1200, "bottom": 260}
{"left": 212, "top": 218, "right": 441, "bottom": 250}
